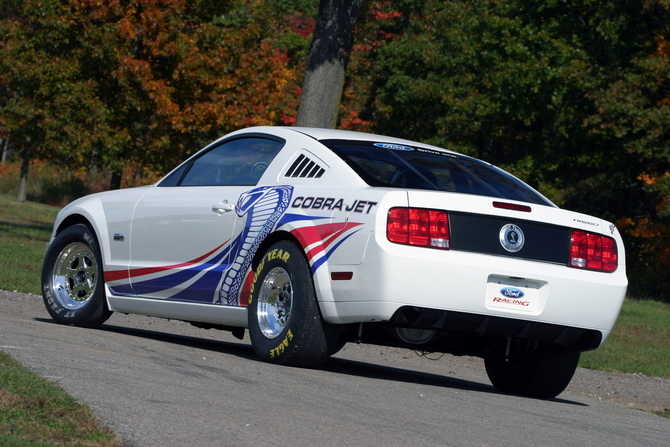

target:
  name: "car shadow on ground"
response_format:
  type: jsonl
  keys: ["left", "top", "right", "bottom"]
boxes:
{"left": 34, "top": 317, "right": 258, "bottom": 360}
{"left": 326, "top": 355, "right": 495, "bottom": 392}
{"left": 101, "top": 322, "right": 259, "bottom": 359}
{"left": 36, "top": 317, "right": 588, "bottom": 407}
{"left": 323, "top": 356, "right": 587, "bottom": 407}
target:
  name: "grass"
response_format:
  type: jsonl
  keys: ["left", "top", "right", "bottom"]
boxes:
{"left": 0, "top": 195, "right": 123, "bottom": 445}
{"left": 0, "top": 193, "right": 667, "bottom": 444}
{"left": 0, "top": 352, "right": 122, "bottom": 446}
{"left": 0, "top": 194, "right": 59, "bottom": 294}
{"left": 580, "top": 299, "right": 670, "bottom": 380}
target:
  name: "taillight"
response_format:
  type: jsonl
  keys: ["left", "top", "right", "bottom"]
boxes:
{"left": 387, "top": 207, "right": 450, "bottom": 249}
{"left": 569, "top": 230, "right": 618, "bottom": 272}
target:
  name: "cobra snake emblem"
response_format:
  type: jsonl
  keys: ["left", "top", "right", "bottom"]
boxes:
{"left": 217, "top": 185, "right": 293, "bottom": 305}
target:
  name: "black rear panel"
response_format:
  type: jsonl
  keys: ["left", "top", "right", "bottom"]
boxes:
{"left": 450, "top": 212, "right": 571, "bottom": 264}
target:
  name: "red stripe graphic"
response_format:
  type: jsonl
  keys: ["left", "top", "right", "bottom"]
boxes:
{"left": 104, "top": 239, "right": 231, "bottom": 283}
{"left": 290, "top": 222, "right": 362, "bottom": 263}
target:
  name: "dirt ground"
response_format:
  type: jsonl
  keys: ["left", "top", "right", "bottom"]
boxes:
{"left": 567, "top": 366, "right": 670, "bottom": 414}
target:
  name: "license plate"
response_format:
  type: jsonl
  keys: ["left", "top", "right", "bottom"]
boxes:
{"left": 485, "top": 277, "right": 541, "bottom": 313}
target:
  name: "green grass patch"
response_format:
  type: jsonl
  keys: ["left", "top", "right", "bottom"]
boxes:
{"left": 0, "top": 352, "right": 122, "bottom": 446}
{"left": 0, "top": 194, "right": 59, "bottom": 294}
{"left": 580, "top": 299, "right": 670, "bottom": 379}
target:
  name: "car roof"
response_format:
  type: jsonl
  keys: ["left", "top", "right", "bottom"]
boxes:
{"left": 287, "top": 127, "right": 446, "bottom": 148}
{"left": 288, "top": 127, "right": 401, "bottom": 142}
{"left": 238, "top": 126, "right": 462, "bottom": 158}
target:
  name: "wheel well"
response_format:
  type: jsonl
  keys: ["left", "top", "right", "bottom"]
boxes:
{"left": 56, "top": 215, "right": 98, "bottom": 244}
{"left": 251, "top": 231, "right": 305, "bottom": 271}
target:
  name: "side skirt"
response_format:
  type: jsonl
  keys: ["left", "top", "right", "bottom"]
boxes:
{"left": 107, "top": 293, "right": 248, "bottom": 328}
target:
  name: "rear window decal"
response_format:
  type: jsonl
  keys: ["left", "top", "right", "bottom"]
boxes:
{"left": 374, "top": 143, "right": 414, "bottom": 151}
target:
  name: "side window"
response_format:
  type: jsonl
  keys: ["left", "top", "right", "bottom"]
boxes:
{"left": 158, "top": 163, "right": 189, "bottom": 187}
{"left": 179, "top": 137, "right": 284, "bottom": 187}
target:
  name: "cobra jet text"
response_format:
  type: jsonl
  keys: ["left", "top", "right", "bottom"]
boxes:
{"left": 291, "top": 197, "right": 378, "bottom": 214}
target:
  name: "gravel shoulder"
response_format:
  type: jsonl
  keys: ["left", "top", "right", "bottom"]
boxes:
{"left": 2, "top": 289, "right": 669, "bottom": 415}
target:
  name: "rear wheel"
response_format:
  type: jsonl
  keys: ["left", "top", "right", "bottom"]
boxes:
{"left": 41, "top": 224, "right": 112, "bottom": 328}
{"left": 485, "top": 342, "right": 580, "bottom": 399}
{"left": 248, "top": 240, "right": 338, "bottom": 367}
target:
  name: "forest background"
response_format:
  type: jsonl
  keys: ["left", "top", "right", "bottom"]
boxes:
{"left": 1, "top": 0, "right": 669, "bottom": 301}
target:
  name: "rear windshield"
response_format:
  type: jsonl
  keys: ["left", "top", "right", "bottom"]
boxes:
{"left": 323, "top": 139, "right": 552, "bottom": 206}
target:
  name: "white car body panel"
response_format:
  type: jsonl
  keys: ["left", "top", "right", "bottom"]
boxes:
{"left": 47, "top": 126, "right": 627, "bottom": 353}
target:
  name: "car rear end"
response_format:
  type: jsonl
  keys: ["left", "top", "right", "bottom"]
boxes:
{"left": 365, "top": 192, "right": 626, "bottom": 348}
{"left": 320, "top": 137, "right": 627, "bottom": 355}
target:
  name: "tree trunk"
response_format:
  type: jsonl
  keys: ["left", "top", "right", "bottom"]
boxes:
{"left": 17, "top": 140, "right": 30, "bottom": 202}
{"left": 110, "top": 170, "right": 122, "bottom": 190}
{"left": 1, "top": 137, "right": 8, "bottom": 165}
{"left": 296, "top": 0, "right": 363, "bottom": 128}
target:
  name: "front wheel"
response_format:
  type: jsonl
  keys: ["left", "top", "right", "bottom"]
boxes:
{"left": 247, "top": 240, "right": 338, "bottom": 367}
{"left": 41, "top": 224, "right": 112, "bottom": 328}
{"left": 484, "top": 342, "right": 580, "bottom": 399}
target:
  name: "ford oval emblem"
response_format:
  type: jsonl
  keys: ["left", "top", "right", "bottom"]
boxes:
{"left": 500, "top": 287, "right": 525, "bottom": 298}
{"left": 374, "top": 142, "right": 414, "bottom": 151}
{"left": 499, "top": 224, "right": 525, "bottom": 252}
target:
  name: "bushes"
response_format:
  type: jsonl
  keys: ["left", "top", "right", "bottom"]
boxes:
{"left": 0, "top": 160, "right": 161, "bottom": 207}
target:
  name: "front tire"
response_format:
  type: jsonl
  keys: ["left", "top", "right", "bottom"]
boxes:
{"left": 247, "top": 240, "right": 337, "bottom": 367}
{"left": 485, "top": 342, "right": 580, "bottom": 399}
{"left": 41, "top": 224, "right": 112, "bottom": 328}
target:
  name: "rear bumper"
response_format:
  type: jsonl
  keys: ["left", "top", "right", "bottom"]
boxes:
{"left": 321, "top": 231, "right": 627, "bottom": 348}
{"left": 391, "top": 306, "right": 602, "bottom": 351}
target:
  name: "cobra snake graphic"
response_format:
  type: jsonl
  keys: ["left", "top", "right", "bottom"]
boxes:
{"left": 217, "top": 185, "right": 293, "bottom": 305}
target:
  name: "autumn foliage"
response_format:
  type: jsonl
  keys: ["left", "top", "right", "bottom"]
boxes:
{"left": 353, "top": 0, "right": 670, "bottom": 300}
{"left": 1, "top": 0, "right": 669, "bottom": 300}
{"left": 0, "top": 0, "right": 307, "bottom": 177}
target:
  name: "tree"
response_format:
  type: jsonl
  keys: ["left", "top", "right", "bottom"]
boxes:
{"left": 71, "top": 0, "right": 307, "bottom": 187}
{"left": 360, "top": 0, "right": 670, "bottom": 299}
{"left": 0, "top": 0, "right": 308, "bottom": 193}
{"left": 296, "top": 0, "right": 363, "bottom": 128}
{"left": 0, "top": 0, "right": 115, "bottom": 200}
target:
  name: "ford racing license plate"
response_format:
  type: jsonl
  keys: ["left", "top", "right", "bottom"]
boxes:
{"left": 485, "top": 276, "right": 545, "bottom": 314}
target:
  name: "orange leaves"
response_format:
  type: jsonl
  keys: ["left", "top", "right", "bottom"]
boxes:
{"left": 1, "top": 0, "right": 307, "bottom": 182}
{"left": 619, "top": 216, "right": 670, "bottom": 268}
{"left": 637, "top": 172, "right": 670, "bottom": 221}
{"left": 288, "top": 15, "right": 316, "bottom": 39}
{"left": 657, "top": 35, "right": 670, "bottom": 58}
{"left": 638, "top": 172, "right": 670, "bottom": 187}
{"left": 364, "top": 0, "right": 404, "bottom": 44}
{"left": 619, "top": 216, "right": 664, "bottom": 239}
{"left": 372, "top": 7, "right": 403, "bottom": 21}
{"left": 95, "top": 0, "right": 303, "bottom": 159}
{"left": 620, "top": 172, "right": 670, "bottom": 273}
{"left": 114, "top": 55, "right": 178, "bottom": 119}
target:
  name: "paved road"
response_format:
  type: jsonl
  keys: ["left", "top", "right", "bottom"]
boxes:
{"left": 1, "top": 291, "right": 668, "bottom": 446}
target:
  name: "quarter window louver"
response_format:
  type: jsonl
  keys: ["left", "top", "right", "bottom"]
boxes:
{"left": 285, "top": 154, "right": 325, "bottom": 178}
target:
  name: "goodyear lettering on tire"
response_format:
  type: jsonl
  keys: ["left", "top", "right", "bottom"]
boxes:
{"left": 250, "top": 249, "right": 291, "bottom": 295}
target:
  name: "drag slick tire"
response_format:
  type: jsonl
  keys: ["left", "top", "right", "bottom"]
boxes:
{"left": 41, "top": 224, "right": 112, "bottom": 328}
{"left": 248, "top": 240, "right": 338, "bottom": 367}
{"left": 484, "top": 342, "right": 580, "bottom": 399}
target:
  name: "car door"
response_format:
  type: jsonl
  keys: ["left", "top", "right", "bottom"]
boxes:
{"left": 127, "top": 136, "right": 285, "bottom": 304}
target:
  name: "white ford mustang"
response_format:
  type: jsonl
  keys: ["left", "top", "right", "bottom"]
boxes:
{"left": 42, "top": 126, "right": 627, "bottom": 398}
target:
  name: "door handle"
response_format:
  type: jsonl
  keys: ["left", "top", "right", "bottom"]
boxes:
{"left": 212, "top": 201, "right": 235, "bottom": 214}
